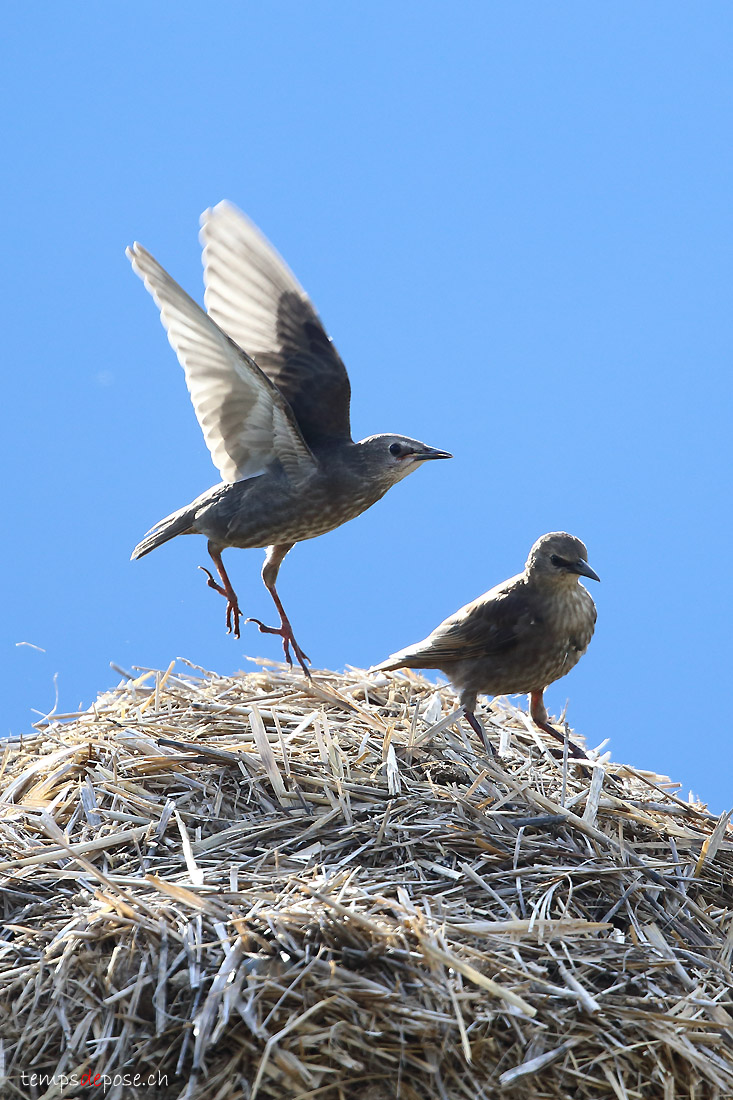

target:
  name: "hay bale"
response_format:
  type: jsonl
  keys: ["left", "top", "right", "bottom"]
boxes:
{"left": 1, "top": 661, "right": 732, "bottom": 1099}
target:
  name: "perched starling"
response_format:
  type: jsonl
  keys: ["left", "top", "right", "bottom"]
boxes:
{"left": 373, "top": 533, "right": 599, "bottom": 755}
{"left": 128, "top": 202, "right": 451, "bottom": 672}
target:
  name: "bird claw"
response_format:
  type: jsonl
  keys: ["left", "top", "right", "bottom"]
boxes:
{"left": 463, "top": 709, "right": 495, "bottom": 756}
{"left": 198, "top": 564, "right": 225, "bottom": 596}
{"left": 245, "top": 617, "right": 311, "bottom": 678}
{"left": 226, "top": 602, "right": 242, "bottom": 639}
{"left": 540, "top": 721, "right": 588, "bottom": 761}
{"left": 198, "top": 562, "right": 305, "bottom": 669}
{"left": 198, "top": 566, "right": 242, "bottom": 638}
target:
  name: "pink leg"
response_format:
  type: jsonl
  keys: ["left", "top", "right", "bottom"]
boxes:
{"left": 199, "top": 544, "right": 243, "bottom": 638}
{"left": 246, "top": 543, "right": 312, "bottom": 678}
{"left": 530, "top": 690, "right": 587, "bottom": 760}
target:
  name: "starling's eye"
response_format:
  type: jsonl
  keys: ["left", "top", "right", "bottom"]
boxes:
{"left": 550, "top": 554, "right": 563, "bottom": 568}
{"left": 389, "top": 443, "right": 402, "bottom": 457}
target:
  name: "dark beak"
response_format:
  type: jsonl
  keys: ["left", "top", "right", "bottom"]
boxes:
{"left": 411, "top": 447, "right": 453, "bottom": 461}
{"left": 574, "top": 559, "right": 600, "bottom": 583}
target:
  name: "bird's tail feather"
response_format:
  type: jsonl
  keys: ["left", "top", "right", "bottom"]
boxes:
{"left": 131, "top": 503, "right": 197, "bottom": 560}
{"left": 371, "top": 656, "right": 402, "bottom": 673}
{"left": 371, "top": 648, "right": 426, "bottom": 673}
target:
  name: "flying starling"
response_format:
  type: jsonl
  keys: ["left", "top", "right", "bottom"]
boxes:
{"left": 373, "top": 532, "right": 599, "bottom": 755}
{"left": 127, "top": 202, "right": 451, "bottom": 672}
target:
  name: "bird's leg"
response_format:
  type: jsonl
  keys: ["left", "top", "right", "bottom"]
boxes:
{"left": 199, "top": 544, "right": 243, "bottom": 638}
{"left": 245, "top": 543, "right": 312, "bottom": 678}
{"left": 529, "top": 690, "right": 588, "bottom": 760}
{"left": 463, "top": 708, "right": 495, "bottom": 756}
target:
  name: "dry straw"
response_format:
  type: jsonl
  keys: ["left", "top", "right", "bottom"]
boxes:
{"left": 1, "top": 660, "right": 732, "bottom": 1098}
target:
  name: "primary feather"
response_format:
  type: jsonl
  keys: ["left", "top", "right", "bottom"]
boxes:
{"left": 127, "top": 242, "right": 316, "bottom": 484}
{"left": 201, "top": 201, "right": 352, "bottom": 446}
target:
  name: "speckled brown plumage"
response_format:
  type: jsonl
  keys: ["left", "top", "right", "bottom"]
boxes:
{"left": 373, "top": 533, "right": 599, "bottom": 755}
{"left": 127, "top": 203, "right": 451, "bottom": 672}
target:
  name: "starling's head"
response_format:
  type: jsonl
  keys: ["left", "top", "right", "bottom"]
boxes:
{"left": 526, "top": 532, "right": 600, "bottom": 584}
{"left": 357, "top": 434, "right": 452, "bottom": 485}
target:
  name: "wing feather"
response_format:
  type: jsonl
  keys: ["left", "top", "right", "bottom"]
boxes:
{"left": 200, "top": 201, "right": 352, "bottom": 446}
{"left": 127, "top": 243, "right": 316, "bottom": 484}
{"left": 378, "top": 576, "right": 538, "bottom": 669}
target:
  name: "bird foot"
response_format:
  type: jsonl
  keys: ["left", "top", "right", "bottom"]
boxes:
{"left": 198, "top": 566, "right": 242, "bottom": 638}
{"left": 463, "top": 709, "right": 495, "bottom": 756}
{"left": 529, "top": 692, "right": 588, "bottom": 761}
{"left": 536, "top": 720, "right": 588, "bottom": 761}
{"left": 245, "top": 617, "right": 312, "bottom": 679}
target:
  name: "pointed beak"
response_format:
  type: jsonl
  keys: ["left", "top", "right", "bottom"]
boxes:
{"left": 574, "top": 559, "right": 600, "bottom": 583}
{"left": 411, "top": 447, "right": 453, "bottom": 461}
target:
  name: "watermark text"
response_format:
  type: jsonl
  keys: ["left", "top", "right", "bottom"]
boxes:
{"left": 20, "top": 1070, "right": 168, "bottom": 1092}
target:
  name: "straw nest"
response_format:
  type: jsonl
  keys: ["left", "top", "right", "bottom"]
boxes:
{"left": 1, "top": 661, "right": 732, "bottom": 1100}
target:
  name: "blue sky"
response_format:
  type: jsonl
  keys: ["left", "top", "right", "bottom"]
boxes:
{"left": 3, "top": 4, "right": 731, "bottom": 810}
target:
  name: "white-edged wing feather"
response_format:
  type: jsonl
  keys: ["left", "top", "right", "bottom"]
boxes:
{"left": 202, "top": 201, "right": 305, "bottom": 349}
{"left": 200, "top": 201, "right": 352, "bottom": 445}
{"left": 127, "top": 243, "right": 316, "bottom": 484}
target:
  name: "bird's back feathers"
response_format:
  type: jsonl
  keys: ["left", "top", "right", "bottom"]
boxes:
{"left": 374, "top": 574, "right": 533, "bottom": 671}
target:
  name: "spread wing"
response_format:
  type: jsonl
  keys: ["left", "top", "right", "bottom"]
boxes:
{"left": 127, "top": 243, "right": 317, "bottom": 484}
{"left": 377, "top": 575, "right": 538, "bottom": 669}
{"left": 200, "top": 201, "right": 352, "bottom": 447}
